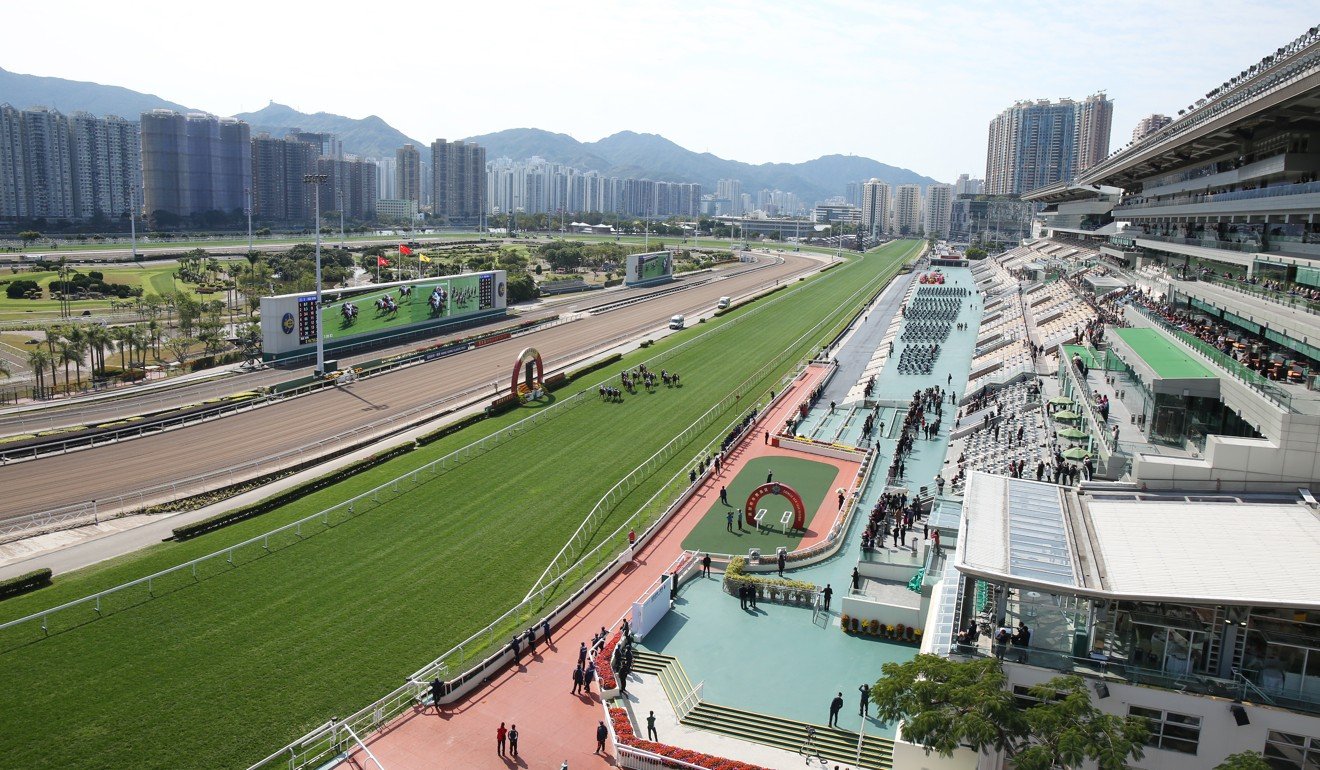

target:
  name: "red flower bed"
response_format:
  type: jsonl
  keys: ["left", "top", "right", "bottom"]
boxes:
{"left": 595, "top": 631, "right": 621, "bottom": 690}
{"left": 609, "top": 707, "right": 771, "bottom": 770}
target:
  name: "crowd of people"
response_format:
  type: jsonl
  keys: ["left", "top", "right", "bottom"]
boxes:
{"left": 886, "top": 386, "right": 946, "bottom": 481}
{"left": 860, "top": 489, "right": 921, "bottom": 553}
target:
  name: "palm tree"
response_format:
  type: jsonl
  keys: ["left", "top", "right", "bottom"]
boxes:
{"left": 26, "top": 348, "right": 49, "bottom": 399}
{"left": 42, "top": 328, "right": 62, "bottom": 396}
{"left": 85, "top": 324, "right": 111, "bottom": 376}
{"left": 65, "top": 326, "right": 87, "bottom": 389}
{"left": 111, "top": 326, "right": 130, "bottom": 371}
{"left": 57, "top": 341, "right": 79, "bottom": 392}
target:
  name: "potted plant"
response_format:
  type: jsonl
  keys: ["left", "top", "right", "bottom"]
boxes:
{"left": 850, "top": 617, "right": 859, "bottom": 632}
{"left": 913, "top": 628, "right": 924, "bottom": 644}
{"left": 905, "top": 626, "right": 915, "bottom": 641}
{"left": 841, "top": 613, "right": 851, "bottom": 632}
{"left": 896, "top": 623, "right": 906, "bottom": 640}
{"left": 870, "top": 619, "right": 880, "bottom": 635}
{"left": 885, "top": 624, "right": 895, "bottom": 639}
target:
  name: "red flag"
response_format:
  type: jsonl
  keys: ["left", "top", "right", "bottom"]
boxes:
{"left": 377, "top": 256, "right": 390, "bottom": 267}
{"left": 398, "top": 244, "right": 413, "bottom": 256}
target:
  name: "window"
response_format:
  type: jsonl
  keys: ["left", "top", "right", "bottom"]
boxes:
{"left": 1263, "top": 730, "right": 1320, "bottom": 769}
{"left": 1128, "top": 705, "right": 1201, "bottom": 754}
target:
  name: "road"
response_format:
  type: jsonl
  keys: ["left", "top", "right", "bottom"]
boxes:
{"left": 0, "top": 252, "right": 818, "bottom": 520}
{"left": 0, "top": 264, "right": 767, "bottom": 437}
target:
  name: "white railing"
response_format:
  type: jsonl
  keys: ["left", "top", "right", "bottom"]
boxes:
{"left": 674, "top": 681, "right": 705, "bottom": 721}
{"left": 342, "top": 723, "right": 386, "bottom": 770}
{"left": 618, "top": 744, "right": 712, "bottom": 770}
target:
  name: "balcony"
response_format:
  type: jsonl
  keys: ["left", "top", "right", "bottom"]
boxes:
{"left": 1115, "top": 179, "right": 1320, "bottom": 214}
{"left": 1185, "top": 273, "right": 1320, "bottom": 317}
{"left": 1135, "top": 232, "right": 1264, "bottom": 254}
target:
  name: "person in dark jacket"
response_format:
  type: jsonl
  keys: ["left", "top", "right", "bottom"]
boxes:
{"left": 596, "top": 720, "right": 609, "bottom": 753}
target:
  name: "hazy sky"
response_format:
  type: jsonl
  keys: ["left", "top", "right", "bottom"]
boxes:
{"left": 6, "top": 0, "right": 1316, "bottom": 182}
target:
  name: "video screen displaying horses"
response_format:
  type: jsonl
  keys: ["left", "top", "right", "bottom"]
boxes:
{"left": 260, "top": 270, "right": 506, "bottom": 359}
{"left": 625, "top": 251, "right": 673, "bottom": 285}
{"left": 324, "top": 272, "right": 496, "bottom": 338}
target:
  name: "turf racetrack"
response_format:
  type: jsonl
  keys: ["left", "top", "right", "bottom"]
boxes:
{"left": 0, "top": 241, "right": 921, "bottom": 769}
{"left": 681, "top": 455, "right": 838, "bottom": 554}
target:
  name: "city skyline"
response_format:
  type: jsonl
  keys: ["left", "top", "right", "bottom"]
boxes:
{"left": 3, "top": 0, "right": 1313, "bottom": 183}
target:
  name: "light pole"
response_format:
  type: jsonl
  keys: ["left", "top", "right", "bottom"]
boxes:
{"left": 303, "top": 173, "right": 329, "bottom": 376}
{"left": 129, "top": 187, "right": 138, "bottom": 262}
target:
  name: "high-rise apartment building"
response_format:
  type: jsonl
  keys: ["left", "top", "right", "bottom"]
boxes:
{"left": 67, "top": 111, "right": 140, "bottom": 221}
{"left": 893, "top": 184, "right": 921, "bottom": 235}
{"left": 250, "top": 133, "right": 319, "bottom": 223}
{"left": 374, "top": 158, "right": 396, "bottom": 202}
{"left": 954, "top": 173, "right": 984, "bottom": 196}
{"left": 860, "top": 179, "right": 890, "bottom": 236}
{"left": 716, "top": 179, "right": 743, "bottom": 215}
{"left": 140, "top": 110, "right": 250, "bottom": 221}
{"left": 1130, "top": 113, "right": 1173, "bottom": 143}
{"left": 0, "top": 105, "right": 74, "bottom": 220}
{"left": 923, "top": 183, "right": 953, "bottom": 238}
{"left": 845, "top": 181, "right": 863, "bottom": 208}
{"left": 985, "top": 93, "right": 1113, "bottom": 195}
{"left": 396, "top": 143, "right": 421, "bottom": 203}
{"left": 1, "top": 105, "right": 141, "bottom": 223}
{"left": 431, "top": 139, "right": 486, "bottom": 224}
{"left": 316, "top": 156, "right": 377, "bottom": 221}
{"left": 1074, "top": 92, "right": 1113, "bottom": 173}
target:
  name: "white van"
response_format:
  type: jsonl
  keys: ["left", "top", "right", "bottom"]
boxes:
{"left": 669, "top": 314, "right": 685, "bottom": 330}
{"left": 717, "top": 296, "right": 731, "bottom": 309}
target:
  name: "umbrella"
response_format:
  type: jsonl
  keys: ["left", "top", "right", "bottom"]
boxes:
{"left": 1049, "top": 396, "right": 1074, "bottom": 405}
{"left": 1056, "top": 427, "right": 1089, "bottom": 440}
{"left": 1062, "top": 447, "right": 1093, "bottom": 460}
{"left": 1053, "top": 410, "right": 1081, "bottom": 421}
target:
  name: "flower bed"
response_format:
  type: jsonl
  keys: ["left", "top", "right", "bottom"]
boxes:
{"left": 838, "top": 616, "right": 924, "bottom": 644}
{"left": 595, "top": 631, "right": 621, "bottom": 691}
{"left": 610, "top": 706, "right": 771, "bottom": 770}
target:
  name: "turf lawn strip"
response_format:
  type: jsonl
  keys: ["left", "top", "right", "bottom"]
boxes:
{"left": 0, "top": 240, "right": 920, "bottom": 770}
{"left": 680, "top": 455, "right": 838, "bottom": 554}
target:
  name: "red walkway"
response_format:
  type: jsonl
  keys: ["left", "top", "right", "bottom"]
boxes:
{"left": 337, "top": 363, "right": 856, "bottom": 770}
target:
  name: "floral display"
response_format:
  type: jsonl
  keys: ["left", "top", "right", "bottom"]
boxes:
{"left": 609, "top": 706, "right": 771, "bottom": 770}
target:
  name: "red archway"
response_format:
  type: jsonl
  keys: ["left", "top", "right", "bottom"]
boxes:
{"left": 744, "top": 482, "right": 806, "bottom": 530}
{"left": 510, "top": 347, "right": 544, "bottom": 395}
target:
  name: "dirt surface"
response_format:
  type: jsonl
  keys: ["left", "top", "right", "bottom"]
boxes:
{"left": 1, "top": 252, "right": 818, "bottom": 520}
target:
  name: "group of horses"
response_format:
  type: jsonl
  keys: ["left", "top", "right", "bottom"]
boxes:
{"left": 600, "top": 364, "right": 683, "bottom": 402}
{"left": 335, "top": 283, "right": 460, "bottom": 326}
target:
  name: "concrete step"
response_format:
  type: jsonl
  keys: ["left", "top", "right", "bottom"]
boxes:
{"left": 685, "top": 701, "right": 893, "bottom": 769}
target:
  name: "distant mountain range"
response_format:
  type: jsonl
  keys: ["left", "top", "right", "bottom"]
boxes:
{"left": 0, "top": 66, "right": 943, "bottom": 202}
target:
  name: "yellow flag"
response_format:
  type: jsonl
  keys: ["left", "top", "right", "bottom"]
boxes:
{"left": 418, "top": 253, "right": 432, "bottom": 262}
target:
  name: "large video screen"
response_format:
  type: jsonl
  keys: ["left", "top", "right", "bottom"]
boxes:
{"left": 626, "top": 251, "right": 673, "bottom": 284}
{"left": 260, "top": 270, "right": 506, "bottom": 358}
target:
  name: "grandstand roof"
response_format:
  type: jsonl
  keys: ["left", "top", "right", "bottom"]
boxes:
{"left": 956, "top": 472, "right": 1320, "bottom": 608}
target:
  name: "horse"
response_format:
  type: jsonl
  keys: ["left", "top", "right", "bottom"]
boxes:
{"left": 340, "top": 302, "right": 358, "bottom": 325}
{"left": 428, "top": 288, "right": 446, "bottom": 314}
{"left": 398, "top": 285, "right": 413, "bottom": 299}
{"left": 375, "top": 295, "right": 398, "bottom": 315}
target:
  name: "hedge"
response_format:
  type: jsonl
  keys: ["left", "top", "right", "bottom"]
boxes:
{"left": 563, "top": 352, "right": 622, "bottom": 384}
{"left": 0, "top": 568, "right": 53, "bottom": 601}
{"left": 724, "top": 555, "right": 816, "bottom": 592}
{"left": 171, "top": 444, "right": 415, "bottom": 540}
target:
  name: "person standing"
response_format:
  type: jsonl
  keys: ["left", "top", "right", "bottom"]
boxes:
{"left": 542, "top": 618, "right": 552, "bottom": 646}
{"left": 822, "top": 584, "right": 834, "bottom": 612}
{"left": 526, "top": 626, "right": 536, "bottom": 655}
{"left": 859, "top": 683, "right": 871, "bottom": 716}
{"left": 931, "top": 528, "right": 941, "bottom": 556}
{"left": 720, "top": 485, "right": 729, "bottom": 506}
{"left": 837, "top": 488, "right": 845, "bottom": 509}
{"left": 851, "top": 567, "right": 860, "bottom": 590}
{"left": 497, "top": 722, "right": 508, "bottom": 756}
{"left": 748, "top": 584, "right": 758, "bottom": 610}
{"left": 430, "top": 678, "right": 444, "bottom": 711}
{"left": 508, "top": 724, "right": 519, "bottom": 758}
{"left": 647, "top": 710, "right": 658, "bottom": 741}
{"left": 829, "top": 692, "right": 844, "bottom": 727}
{"left": 578, "top": 641, "right": 588, "bottom": 669}
{"left": 764, "top": 430, "right": 769, "bottom": 445}
{"left": 766, "top": 469, "right": 774, "bottom": 483}
{"left": 702, "top": 553, "right": 712, "bottom": 577}
{"left": 571, "top": 665, "right": 583, "bottom": 695}
{"left": 777, "top": 549, "right": 786, "bottom": 577}
{"left": 726, "top": 510, "right": 734, "bottom": 533}
{"left": 596, "top": 720, "right": 609, "bottom": 753}
{"left": 509, "top": 636, "right": 521, "bottom": 666}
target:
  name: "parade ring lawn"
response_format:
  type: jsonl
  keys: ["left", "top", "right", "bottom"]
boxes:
{"left": 0, "top": 240, "right": 922, "bottom": 770}
{"left": 681, "top": 455, "right": 840, "bottom": 555}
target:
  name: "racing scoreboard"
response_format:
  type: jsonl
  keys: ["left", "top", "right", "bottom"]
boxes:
{"left": 297, "top": 296, "right": 319, "bottom": 344}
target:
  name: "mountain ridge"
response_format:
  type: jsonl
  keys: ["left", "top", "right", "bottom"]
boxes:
{"left": 0, "top": 68, "right": 945, "bottom": 202}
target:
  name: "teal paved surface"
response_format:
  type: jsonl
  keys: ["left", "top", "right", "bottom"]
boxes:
{"left": 640, "top": 267, "right": 984, "bottom": 738}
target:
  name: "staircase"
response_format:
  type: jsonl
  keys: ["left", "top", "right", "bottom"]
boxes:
{"left": 632, "top": 651, "right": 894, "bottom": 769}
